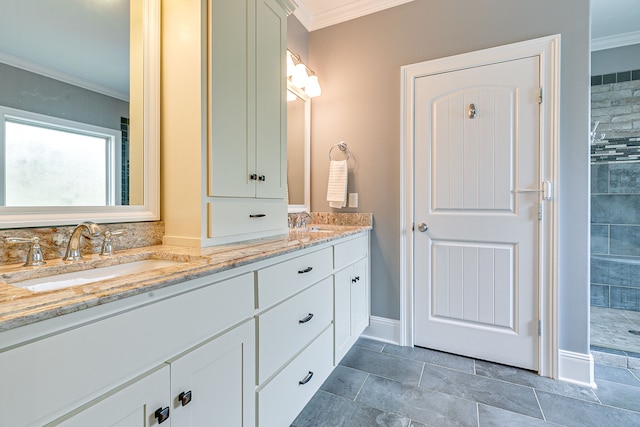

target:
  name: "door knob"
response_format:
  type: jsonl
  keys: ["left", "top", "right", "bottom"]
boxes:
{"left": 417, "top": 223, "right": 429, "bottom": 232}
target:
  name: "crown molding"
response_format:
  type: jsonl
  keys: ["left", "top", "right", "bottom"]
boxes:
{"left": 295, "top": 0, "right": 414, "bottom": 31}
{"left": 591, "top": 30, "right": 640, "bottom": 51}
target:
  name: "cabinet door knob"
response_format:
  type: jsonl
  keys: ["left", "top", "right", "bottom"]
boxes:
{"left": 154, "top": 407, "right": 170, "bottom": 424}
{"left": 299, "top": 371, "right": 314, "bottom": 385}
{"left": 298, "top": 266, "right": 313, "bottom": 274}
{"left": 178, "top": 390, "right": 192, "bottom": 406}
{"left": 298, "top": 313, "right": 314, "bottom": 324}
{"left": 250, "top": 174, "right": 258, "bottom": 180}
{"left": 355, "top": 276, "right": 360, "bottom": 281}
{"left": 351, "top": 277, "right": 357, "bottom": 283}
{"left": 258, "top": 175, "right": 266, "bottom": 181}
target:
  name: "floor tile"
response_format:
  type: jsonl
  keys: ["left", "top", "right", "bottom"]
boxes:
{"left": 594, "top": 363, "right": 640, "bottom": 386}
{"left": 537, "top": 389, "right": 640, "bottom": 426}
{"left": 291, "top": 390, "right": 412, "bottom": 427}
{"left": 593, "top": 379, "right": 640, "bottom": 413}
{"left": 419, "top": 363, "right": 543, "bottom": 419}
{"left": 475, "top": 360, "right": 598, "bottom": 402}
{"left": 383, "top": 344, "right": 475, "bottom": 374}
{"left": 319, "top": 365, "right": 369, "bottom": 400}
{"left": 353, "top": 337, "right": 386, "bottom": 352}
{"left": 339, "top": 346, "right": 424, "bottom": 386}
{"left": 478, "top": 404, "right": 556, "bottom": 426}
{"left": 356, "top": 374, "right": 478, "bottom": 427}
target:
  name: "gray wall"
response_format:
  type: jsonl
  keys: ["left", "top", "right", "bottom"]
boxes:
{"left": 287, "top": 15, "right": 310, "bottom": 63}
{"left": 592, "top": 44, "right": 640, "bottom": 76}
{"left": 309, "top": 0, "right": 591, "bottom": 354}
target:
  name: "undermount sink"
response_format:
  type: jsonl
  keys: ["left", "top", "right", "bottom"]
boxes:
{"left": 306, "top": 227, "right": 333, "bottom": 233}
{"left": 10, "top": 259, "right": 185, "bottom": 293}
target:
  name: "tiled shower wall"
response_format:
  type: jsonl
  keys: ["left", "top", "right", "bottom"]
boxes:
{"left": 591, "top": 72, "right": 640, "bottom": 312}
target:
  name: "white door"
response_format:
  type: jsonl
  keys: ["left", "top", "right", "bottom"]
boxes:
{"left": 414, "top": 56, "right": 541, "bottom": 370}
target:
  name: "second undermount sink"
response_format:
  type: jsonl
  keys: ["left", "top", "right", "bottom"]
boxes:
{"left": 10, "top": 259, "right": 186, "bottom": 293}
{"left": 306, "top": 227, "right": 333, "bottom": 233}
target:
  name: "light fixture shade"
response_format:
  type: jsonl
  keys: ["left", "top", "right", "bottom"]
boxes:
{"left": 305, "top": 75, "right": 321, "bottom": 97}
{"left": 286, "top": 51, "right": 295, "bottom": 77}
{"left": 291, "top": 63, "right": 309, "bottom": 88}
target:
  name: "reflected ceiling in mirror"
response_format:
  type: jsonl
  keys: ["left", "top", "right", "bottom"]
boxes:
{"left": 0, "top": 0, "right": 159, "bottom": 227}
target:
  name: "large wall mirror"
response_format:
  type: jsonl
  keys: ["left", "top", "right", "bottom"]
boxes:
{"left": 0, "top": 0, "right": 159, "bottom": 228}
{"left": 287, "top": 82, "right": 310, "bottom": 213}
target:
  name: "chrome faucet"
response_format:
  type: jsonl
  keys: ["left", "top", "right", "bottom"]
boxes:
{"left": 63, "top": 221, "right": 103, "bottom": 261}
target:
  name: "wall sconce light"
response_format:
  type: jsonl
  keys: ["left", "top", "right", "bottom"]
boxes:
{"left": 287, "top": 49, "right": 321, "bottom": 98}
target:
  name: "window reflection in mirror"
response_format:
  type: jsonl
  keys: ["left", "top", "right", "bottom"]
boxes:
{"left": 287, "top": 83, "right": 310, "bottom": 213}
{"left": 0, "top": 0, "right": 143, "bottom": 208}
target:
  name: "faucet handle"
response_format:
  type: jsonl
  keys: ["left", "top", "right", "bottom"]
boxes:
{"left": 100, "top": 230, "right": 126, "bottom": 256}
{"left": 6, "top": 236, "right": 46, "bottom": 266}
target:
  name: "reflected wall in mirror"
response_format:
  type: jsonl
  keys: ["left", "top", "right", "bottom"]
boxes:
{"left": 287, "top": 83, "right": 310, "bottom": 213}
{"left": 0, "top": 0, "right": 159, "bottom": 228}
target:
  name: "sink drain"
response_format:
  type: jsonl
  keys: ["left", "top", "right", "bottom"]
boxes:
{"left": 630, "top": 330, "right": 640, "bottom": 336}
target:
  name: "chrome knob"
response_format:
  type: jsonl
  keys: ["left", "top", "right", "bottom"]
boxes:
{"left": 417, "top": 223, "right": 429, "bottom": 232}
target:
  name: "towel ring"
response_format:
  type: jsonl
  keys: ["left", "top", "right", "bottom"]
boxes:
{"left": 328, "top": 142, "right": 351, "bottom": 160}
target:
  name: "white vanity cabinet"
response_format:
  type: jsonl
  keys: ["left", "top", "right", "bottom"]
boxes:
{"left": 333, "top": 234, "right": 371, "bottom": 363}
{"left": 162, "top": 0, "right": 296, "bottom": 247}
{"left": 255, "top": 247, "right": 336, "bottom": 427}
{"left": 0, "top": 273, "right": 256, "bottom": 427}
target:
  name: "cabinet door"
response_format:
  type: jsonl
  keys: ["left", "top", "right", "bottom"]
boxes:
{"left": 48, "top": 365, "right": 171, "bottom": 427}
{"left": 255, "top": 0, "right": 287, "bottom": 199}
{"left": 334, "top": 267, "right": 352, "bottom": 363}
{"left": 350, "top": 258, "right": 369, "bottom": 338}
{"left": 169, "top": 320, "right": 256, "bottom": 427}
{"left": 210, "top": 0, "right": 256, "bottom": 198}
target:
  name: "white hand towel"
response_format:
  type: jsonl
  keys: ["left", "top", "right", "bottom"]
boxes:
{"left": 326, "top": 160, "right": 348, "bottom": 208}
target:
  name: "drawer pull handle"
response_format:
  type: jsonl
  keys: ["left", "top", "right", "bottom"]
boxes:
{"left": 249, "top": 214, "right": 266, "bottom": 218}
{"left": 179, "top": 390, "right": 192, "bottom": 406}
{"left": 299, "top": 313, "right": 314, "bottom": 324}
{"left": 299, "top": 371, "right": 314, "bottom": 385}
{"left": 154, "top": 407, "right": 170, "bottom": 424}
{"left": 298, "top": 266, "right": 313, "bottom": 274}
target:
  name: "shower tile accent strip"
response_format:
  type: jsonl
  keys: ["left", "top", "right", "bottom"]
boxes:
{"left": 591, "top": 138, "right": 640, "bottom": 164}
{"left": 591, "top": 68, "right": 640, "bottom": 86}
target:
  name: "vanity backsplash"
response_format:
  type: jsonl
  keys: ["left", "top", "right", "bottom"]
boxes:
{"left": 0, "top": 213, "right": 373, "bottom": 265}
{"left": 0, "top": 221, "right": 164, "bottom": 265}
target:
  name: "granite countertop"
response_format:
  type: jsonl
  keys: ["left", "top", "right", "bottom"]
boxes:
{"left": 0, "top": 224, "right": 371, "bottom": 333}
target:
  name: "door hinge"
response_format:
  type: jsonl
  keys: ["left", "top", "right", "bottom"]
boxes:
{"left": 538, "top": 320, "right": 542, "bottom": 336}
{"left": 537, "top": 88, "right": 543, "bottom": 104}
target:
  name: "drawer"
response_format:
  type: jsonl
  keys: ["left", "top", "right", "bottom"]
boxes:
{"left": 257, "top": 247, "right": 332, "bottom": 308}
{"left": 0, "top": 273, "right": 255, "bottom": 427}
{"left": 257, "top": 277, "right": 333, "bottom": 384}
{"left": 334, "top": 234, "right": 368, "bottom": 270}
{"left": 208, "top": 197, "right": 287, "bottom": 238}
{"left": 257, "top": 326, "right": 334, "bottom": 427}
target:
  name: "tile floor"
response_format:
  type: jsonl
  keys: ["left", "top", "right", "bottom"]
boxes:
{"left": 291, "top": 338, "right": 640, "bottom": 427}
{"left": 590, "top": 306, "right": 640, "bottom": 355}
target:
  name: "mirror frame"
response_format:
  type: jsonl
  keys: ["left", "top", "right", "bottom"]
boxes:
{"left": 0, "top": 0, "right": 160, "bottom": 229}
{"left": 287, "top": 82, "right": 311, "bottom": 214}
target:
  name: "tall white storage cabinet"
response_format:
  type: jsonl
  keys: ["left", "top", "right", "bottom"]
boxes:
{"left": 162, "top": 0, "right": 295, "bottom": 247}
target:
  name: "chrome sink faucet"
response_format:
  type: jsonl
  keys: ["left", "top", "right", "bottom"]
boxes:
{"left": 63, "top": 221, "right": 103, "bottom": 261}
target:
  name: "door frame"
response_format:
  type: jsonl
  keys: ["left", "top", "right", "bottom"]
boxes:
{"left": 399, "top": 35, "right": 560, "bottom": 378}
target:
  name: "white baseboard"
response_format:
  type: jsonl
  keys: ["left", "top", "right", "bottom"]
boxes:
{"left": 361, "top": 316, "right": 401, "bottom": 345}
{"left": 558, "top": 349, "right": 596, "bottom": 388}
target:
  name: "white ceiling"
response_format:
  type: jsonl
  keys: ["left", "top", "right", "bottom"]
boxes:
{"left": 296, "top": 0, "right": 640, "bottom": 51}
